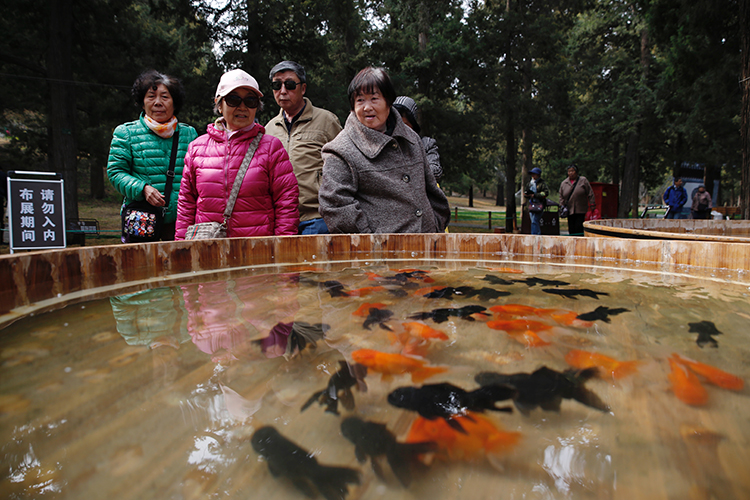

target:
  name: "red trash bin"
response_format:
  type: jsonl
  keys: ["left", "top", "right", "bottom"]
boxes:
{"left": 590, "top": 182, "right": 618, "bottom": 219}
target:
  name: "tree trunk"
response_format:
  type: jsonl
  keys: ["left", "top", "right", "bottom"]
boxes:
{"left": 504, "top": 114, "right": 517, "bottom": 233}
{"left": 48, "top": 0, "right": 78, "bottom": 219}
{"left": 618, "top": 25, "right": 650, "bottom": 218}
{"left": 521, "top": 127, "right": 532, "bottom": 203}
{"left": 90, "top": 162, "right": 105, "bottom": 199}
{"left": 620, "top": 129, "right": 640, "bottom": 217}
{"left": 611, "top": 139, "right": 620, "bottom": 187}
{"left": 468, "top": 184, "right": 474, "bottom": 207}
{"left": 741, "top": 0, "right": 750, "bottom": 219}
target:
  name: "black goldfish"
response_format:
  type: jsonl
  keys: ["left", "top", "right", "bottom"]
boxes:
{"left": 287, "top": 322, "right": 329, "bottom": 357}
{"left": 251, "top": 426, "right": 360, "bottom": 500}
{"left": 474, "top": 366, "right": 609, "bottom": 415}
{"left": 408, "top": 305, "right": 490, "bottom": 324}
{"left": 387, "top": 382, "right": 515, "bottom": 433}
{"left": 576, "top": 306, "right": 630, "bottom": 323}
{"left": 301, "top": 361, "right": 367, "bottom": 415}
{"left": 542, "top": 288, "right": 609, "bottom": 300}
{"left": 514, "top": 277, "right": 571, "bottom": 287}
{"left": 482, "top": 274, "right": 515, "bottom": 286}
{"left": 363, "top": 308, "right": 394, "bottom": 331}
{"left": 340, "top": 417, "right": 435, "bottom": 487}
{"left": 322, "top": 280, "right": 350, "bottom": 298}
{"left": 689, "top": 320, "right": 722, "bottom": 348}
{"left": 423, "top": 286, "right": 510, "bottom": 300}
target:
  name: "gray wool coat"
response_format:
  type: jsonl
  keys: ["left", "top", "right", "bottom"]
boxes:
{"left": 319, "top": 109, "right": 450, "bottom": 234}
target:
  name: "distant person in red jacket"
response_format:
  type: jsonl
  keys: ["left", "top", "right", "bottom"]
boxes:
{"left": 175, "top": 69, "right": 299, "bottom": 239}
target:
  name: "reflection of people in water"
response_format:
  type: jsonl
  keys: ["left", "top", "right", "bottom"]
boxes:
{"left": 109, "top": 287, "right": 189, "bottom": 348}
{"left": 181, "top": 274, "right": 301, "bottom": 362}
{"left": 109, "top": 287, "right": 190, "bottom": 384}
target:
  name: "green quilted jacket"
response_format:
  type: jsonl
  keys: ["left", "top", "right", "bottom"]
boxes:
{"left": 107, "top": 115, "right": 198, "bottom": 224}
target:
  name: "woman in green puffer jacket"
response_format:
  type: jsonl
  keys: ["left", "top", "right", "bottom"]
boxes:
{"left": 107, "top": 70, "right": 198, "bottom": 241}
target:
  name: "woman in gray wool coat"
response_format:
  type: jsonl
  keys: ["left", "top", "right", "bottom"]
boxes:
{"left": 319, "top": 67, "right": 450, "bottom": 234}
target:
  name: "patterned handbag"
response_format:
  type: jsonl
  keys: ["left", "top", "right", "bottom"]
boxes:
{"left": 122, "top": 200, "right": 164, "bottom": 241}
{"left": 185, "top": 133, "right": 262, "bottom": 240}
{"left": 121, "top": 130, "right": 179, "bottom": 243}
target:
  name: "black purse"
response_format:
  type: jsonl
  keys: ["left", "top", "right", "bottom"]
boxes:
{"left": 121, "top": 130, "right": 180, "bottom": 243}
{"left": 527, "top": 198, "right": 545, "bottom": 213}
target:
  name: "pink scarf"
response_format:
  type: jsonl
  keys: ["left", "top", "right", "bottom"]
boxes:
{"left": 143, "top": 115, "right": 178, "bottom": 138}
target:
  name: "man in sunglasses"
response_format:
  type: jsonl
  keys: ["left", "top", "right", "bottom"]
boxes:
{"left": 265, "top": 61, "right": 342, "bottom": 235}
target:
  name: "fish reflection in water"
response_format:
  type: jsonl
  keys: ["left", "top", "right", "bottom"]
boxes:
{"left": 688, "top": 320, "right": 722, "bottom": 348}
{"left": 251, "top": 426, "right": 360, "bottom": 500}
{"left": 408, "top": 305, "right": 490, "bottom": 323}
{"left": 542, "top": 288, "right": 610, "bottom": 300}
{"left": 576, "top": 306, "right": 630, "bottom": 323}
{"left": 387, "top": 383, "right": 516, "bottom": 433}
{"left": 301, "top": 361, "right": 367, "bottom": 415}
{"left": 340, "top": 416, "right": 436, "bottom": 487}
{"left": 474, "top": 367, "right": 609, "bottom": 415}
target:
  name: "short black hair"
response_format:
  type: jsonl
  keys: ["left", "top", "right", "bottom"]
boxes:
{"left": 269, "top": 61, "right": 307, "bottom": 83}
{"left": 131, "top": 69, "right": 186, "bottom": 115}
{"left": 347, "top": 67, "right": 396, "bottom": 111}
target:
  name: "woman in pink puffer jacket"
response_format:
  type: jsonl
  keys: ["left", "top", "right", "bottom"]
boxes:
{"left": 175, "top": 69, "right": 299, "bottom": 239}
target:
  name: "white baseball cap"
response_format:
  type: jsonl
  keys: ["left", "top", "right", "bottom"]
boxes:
{"left": 215, "top": 69, "right": 263, "bottom": 100}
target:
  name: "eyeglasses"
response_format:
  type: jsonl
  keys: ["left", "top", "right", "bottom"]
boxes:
{"left": 271, "top": 79, "right": 302, "bottom": 91}
{"left": 223, "top": 94, "right": 260, "bottom": 108}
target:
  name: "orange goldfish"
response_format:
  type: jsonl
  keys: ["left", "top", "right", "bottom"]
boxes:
{"left": 668, "top": 357, "right": 709, "bottom": 406}
{"left": 488, "top": 267, "right": 524, "bottom": 274}
{"left": 489, "top": 304, "right": 537, "bottom": 317}
{"left": 564, "top": 349, "right": 640, "bottom": 379}
{"left": 394, "top": 322, "right": 450, "bottom": 356}
{"left": 486, "top": 319, "right": 552, "bottom": 347}
{"left": 670, "top": 354, "right": 744, "bottom": 391}
{"left": 405, "top": 412, "right": 521, "bottom": 461}
{"left": 401, "top": 322, "right": 449, "bottom": 341}
{"left": 535, "top": 308, "right": 593, "bottom": 327}
{"left": 347, "top": 286, "right": 385, "bottom": 297}
{"left": 350, "top": 349, "right": 448, "bottom": 383}
{"left": 352, "top": 302, "right": 387, "bottom": 317}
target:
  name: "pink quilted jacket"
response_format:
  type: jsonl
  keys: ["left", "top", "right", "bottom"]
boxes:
{"left": 175, "top": 121, "right": 299, "bottom": 239}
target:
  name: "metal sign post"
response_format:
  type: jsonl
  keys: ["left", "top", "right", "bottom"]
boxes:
{"left": 7, "top": 171, "right": 66, "bottom": 253}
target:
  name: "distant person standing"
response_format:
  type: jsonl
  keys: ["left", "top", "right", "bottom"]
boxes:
{"left": 559, "top": 164, "right": 595, "bottom": 236}
{"left": 0, "top": 169, "right": 6, "bottom": 239}
{"left": 265, "top": 61, "right": 342, "bottom": 235}
{"left": 524, "top": 167, "right": 548, "bottom": 235}
{"left": 691, "top": 185, "right": 712, "bottom": 219}
{"left": 663, "top": 177, "right": 687, "bottom": 219}
{"left": 393, "top": 96, "right": 443, "bottom": 181}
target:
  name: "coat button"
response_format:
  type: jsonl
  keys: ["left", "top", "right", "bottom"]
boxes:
{"left": 392, "top": 143, "right": 398, "bottom": 149}
{"left": 402, "top": 174, "right": 410, "bottom": 183}
{"left": 415, "top": 209, "right": 423, "bottom": 217}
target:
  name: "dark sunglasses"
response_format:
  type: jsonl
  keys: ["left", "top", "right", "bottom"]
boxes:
{"left": 271, "top": 79, "right": 302, "bottom": 91}
{"left": 223, "top": 94, "right": 260, "bottom": 108}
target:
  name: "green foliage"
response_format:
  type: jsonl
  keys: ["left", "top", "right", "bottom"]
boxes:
{"left": 0, "top": 0, "right": 744, "bottom": 213}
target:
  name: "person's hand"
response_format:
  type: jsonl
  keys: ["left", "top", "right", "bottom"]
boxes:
{"left": 143, "top": 185, "right": 165, "bottom": 207}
